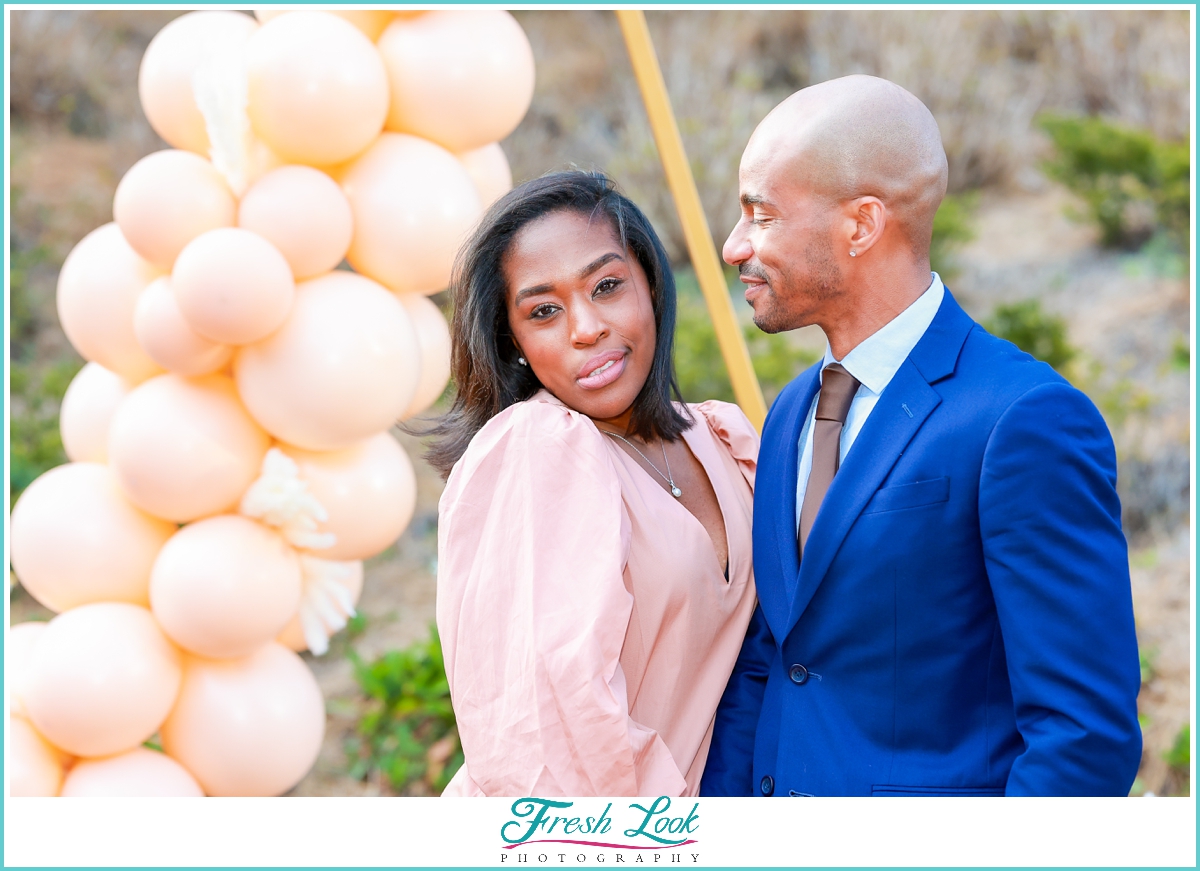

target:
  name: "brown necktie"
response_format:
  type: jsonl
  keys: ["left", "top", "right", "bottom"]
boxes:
{"left": 798, "top": 363, "right": 861, "bottom": 558}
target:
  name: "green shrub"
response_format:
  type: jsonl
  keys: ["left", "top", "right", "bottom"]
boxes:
{"left": 9, "top": 359, "right": 81, "bottom": 509}
{"left": 984, "top": 299, "right": 1077, "bottom": 373}
{"left": 345, "top": 627, "right": 462, "bottom": 795}
{"left": 929, "top": 192, "right": 979, "bottom": 280}
{"left": 1038, "top": 113, "right": 1190, "bottom": 251}
{"left": 673, "top": 268, "right": 818, "bottom": 406}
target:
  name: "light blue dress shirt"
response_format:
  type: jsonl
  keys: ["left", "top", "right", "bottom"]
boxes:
{"left": 795, "top": 274, "right": 946, "bottom": 531}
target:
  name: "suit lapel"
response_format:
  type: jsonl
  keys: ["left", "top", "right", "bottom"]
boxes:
{"left": 783, "top": 289, "right": 976, "bottom": 634}
{"left": 757, "top": 367, "right": 820, "bottom": 641}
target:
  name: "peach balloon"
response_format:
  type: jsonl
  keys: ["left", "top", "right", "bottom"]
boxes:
{"left": 24, "top": 603, "right": 183, "bottom": 759}
{"left": 134, "top": 277, "right": 233, "bottom": 377}
{"left": 138, "top": 11, "right": 259, "bottom": 155}
{"left": 238, "top": 166, "right": 353, "bottom": 279}
{"left": 342, "top": 133, "right": 482, "bottom": 294}
{"left": 55, "top": 223, "right": 163, "bottom": 383}
{"left": 10, "top": 463, "right": 176, "bottom": 613}
{"left": 9, "top": 622, "right": 48, "bottom": 720}
{"left": 171, "top": 228, "right": 295, "bottom": 345}
{"left": 378, "top": 11, "right": 535, "bottom": 152}
{"left": 246, "top": 12, "right": 389, "bottom": 166}
{"left": 255, "top": 8, "right": 397, "bottom": 41}
{"left": 279, "top": 433, "right": 416, "bottom": 560}
{"left": 397, "top": 292, "right": 452, "bottom": 419}
{"left": 160, "top": 644, "right": 325, "bottom": 796}
{"left": 108, "top": 373, "right": 270, "bottom": 522}
{"left": 150, "top": 515, "right": 302, "bottom": 659}
{"left": 458, "top": 142, "right": 514, "bottom": 211}
{"left": 10, "top": 716, "right": 64, "bottom": 796}
{"left": 59, "top": 362, "right": 132, "bottom": 463}
{"left": 113, "top": 150, "right": 236, "bottom": 270}
{"left": 60, "top": 747, "right": 204, "bottom": 797}
{"left": 276, "top": 560, "right": 364, "bottom": 652}
{"left": 235, "top": 271, "right": 420, "bottom": 450}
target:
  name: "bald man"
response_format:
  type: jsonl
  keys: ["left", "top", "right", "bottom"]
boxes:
{"left": 700, "top": 76, "right": 1142, "bottom": 797}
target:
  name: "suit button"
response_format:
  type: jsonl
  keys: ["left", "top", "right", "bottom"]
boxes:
{"left": 789, "top": 663, "right": 809, "bottom": 685}
{"left": 760, "top": 775, "right": 774, "bottom": 796}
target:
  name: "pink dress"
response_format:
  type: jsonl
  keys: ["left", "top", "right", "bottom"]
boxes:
{"left": 436, "top": 389, "right": 758, "bottom": 796}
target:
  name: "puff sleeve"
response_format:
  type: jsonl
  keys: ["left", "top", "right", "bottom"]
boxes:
{"left": 436, "top": 398, "right": 687, "bottom": 797}
{"left": 694, "top": 399, "right": 758, "bottom": 493}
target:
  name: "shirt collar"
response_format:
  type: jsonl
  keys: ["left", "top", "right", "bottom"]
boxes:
{"left": 820, "top": 273, "right": 945, "bottom": 395}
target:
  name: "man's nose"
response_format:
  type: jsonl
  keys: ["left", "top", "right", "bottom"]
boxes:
{"left": 723, "top": 218, "right": 751, "bottom": 266}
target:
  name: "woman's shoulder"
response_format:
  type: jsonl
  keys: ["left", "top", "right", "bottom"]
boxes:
{"left": 449, "top": 390, "right": 612, "bottom": 488}
{"left": 687, "top": 399, "right": 760, "bottom": 465}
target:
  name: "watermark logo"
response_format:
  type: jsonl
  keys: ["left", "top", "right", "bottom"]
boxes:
{"left": 500, "top": 797, "right": 700, "bottom": 864}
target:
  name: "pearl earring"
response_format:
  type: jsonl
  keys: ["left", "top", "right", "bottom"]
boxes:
{"left": 518, "top": 357, "right": 527, "bottom": 366}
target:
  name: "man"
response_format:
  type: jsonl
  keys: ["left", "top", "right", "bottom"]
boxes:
{"left": 700, "top": 75, "right": 1142, "bottom": 797}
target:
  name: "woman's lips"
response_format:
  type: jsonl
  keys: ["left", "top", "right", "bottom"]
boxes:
{"left": 577, "top": 351, "right": 626, "bottom": 390}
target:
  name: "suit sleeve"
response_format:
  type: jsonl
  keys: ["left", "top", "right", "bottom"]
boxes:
{"left": 700, "top": 603, "right": 775, "bottom": 796}
{"left": 979, "top": 380, "right": 1142, "bottom": 796}
{"left": 436, "top": 401, "right": 687, "bottom": 797}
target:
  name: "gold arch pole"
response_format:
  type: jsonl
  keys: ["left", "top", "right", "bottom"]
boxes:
{"left": 615, "top": 9, "right": 767, "bottom": 432}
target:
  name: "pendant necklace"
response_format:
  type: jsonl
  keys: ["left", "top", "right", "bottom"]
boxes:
{"left": 598, "top": 428, "right": 682, "bottom": 498}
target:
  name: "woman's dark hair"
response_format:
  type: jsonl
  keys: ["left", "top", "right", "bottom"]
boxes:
{"left": 424, "top": 170, "right": 691, "bottom": 479}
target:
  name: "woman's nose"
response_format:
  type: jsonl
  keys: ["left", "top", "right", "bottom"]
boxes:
{"left": 570, "top": 303, "right": 607, "bottom": 345}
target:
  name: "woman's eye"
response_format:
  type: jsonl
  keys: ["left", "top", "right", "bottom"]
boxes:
{"left": 594, "top": 277, "right": 623, "bottom": 296}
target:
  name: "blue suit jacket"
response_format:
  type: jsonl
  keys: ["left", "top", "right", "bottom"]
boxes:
{"left": 700, "top": 290, "right": 1142, "bottom": 797}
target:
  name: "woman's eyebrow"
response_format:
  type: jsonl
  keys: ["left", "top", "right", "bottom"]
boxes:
{"left": 577, "top": 251, "right": 623, "bottom": 280}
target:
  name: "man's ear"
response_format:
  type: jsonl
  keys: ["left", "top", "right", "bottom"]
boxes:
{"left": 846, "top": 197, "right": 886, "bottom": 255}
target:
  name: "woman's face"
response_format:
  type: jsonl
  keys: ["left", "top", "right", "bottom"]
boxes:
{"left": 503, "top": 209, "right": 657, "bottom": 428}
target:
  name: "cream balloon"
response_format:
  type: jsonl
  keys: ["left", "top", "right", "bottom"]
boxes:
{"left": 108, "top": 373, "right": 270, "bottom": 523}
{"left": 255, "top": 8, "right": 396, "bottom": 41}
{"left": 138, "top": 11, "right": 259, "bottom": 155}
{"left": 238, "top": 166, "right": 353, "bottom": 279}
{"left": 235, "top": 272, "right": 420, "bottom": 450}
{"left": 342, "top": 133, "right": 482, "bottom": 294}
{"left": 134, "top": 277, "right": 233, "bottom": 376}
{"left": 378, "top": 11, "right": 535, "bottom": 152}
{"left": 59, "top": 362, "right": 132, "bottom": 463}
{"left": 151, "top": 515, "right": 302, "bottom": 659}
{"left": 171, "top": 228, "right": 295, "bottom": 345}
{"left": 276, "top": 560, "right": 364, "bottom": 652}
{"left": 113, "top": 150, "right": 236, "bottom": 270}
{"left": 279, "top": 432, "right": 416, "bottom": 560}
{"left": 10, "top": 716, "right": 64, "bottom": 796}
{"left": 10, "top": 463, "right": 176, "bottom": 613}
{"left": 8, "top": 622, "right": 48, "bottom": 720}
{"left": 458, "top": 142, "right": 514, "bottom": 211}
{"left": 60, "top": 747, "right": 205, "bottom": 797}
{"left": 24, "top": 603, "right": 183, "bottom": 759}
{"left": 55, "top": 223, "right": 164, "bottom": 383}
{"left": 160, "top": 644, "right": 325, "bottom": 796}
{"left": 397, "top": 293, "right": 452, "bottom": 419}
{"left": 246, "top": 12, "right": 389, "bottom": 166}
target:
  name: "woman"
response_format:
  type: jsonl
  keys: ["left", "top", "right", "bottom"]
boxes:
{"left": 429, "top": 171, "right": 757, "bottom": 797}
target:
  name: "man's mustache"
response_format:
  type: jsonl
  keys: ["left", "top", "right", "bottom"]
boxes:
{"left": 739, "top": 264, "right": 769, "bottom": 283}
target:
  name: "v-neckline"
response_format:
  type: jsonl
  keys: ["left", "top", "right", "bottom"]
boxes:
{"left": 604, "top": 416, "right": 737, "bottom": 586}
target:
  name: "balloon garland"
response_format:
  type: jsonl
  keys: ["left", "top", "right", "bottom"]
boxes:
{"left": 9, "top": 8, "right": 535, "bottom": 796}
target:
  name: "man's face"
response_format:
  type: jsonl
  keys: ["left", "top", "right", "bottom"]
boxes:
{"left": 722, "top": 143, "right": 845, "bottom": 334}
